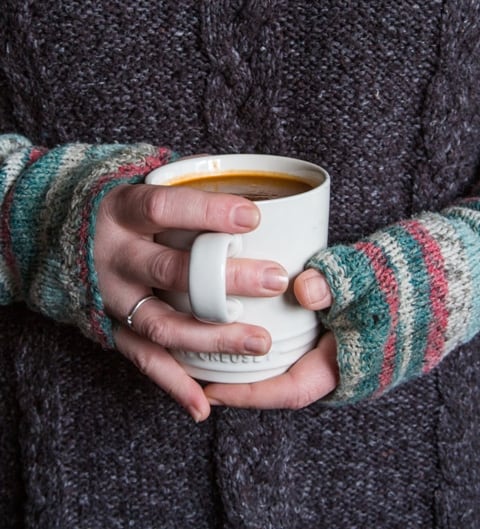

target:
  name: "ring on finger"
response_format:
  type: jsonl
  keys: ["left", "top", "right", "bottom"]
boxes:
{"left": 126, "top": 294, "right": 157, "bottom": 329}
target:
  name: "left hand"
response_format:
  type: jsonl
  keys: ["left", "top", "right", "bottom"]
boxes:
{"left": 204, "top": 268, "right": 339, "bottom": 409}
{"left": 94, "top": 182, "right": 288, "bottom": 421}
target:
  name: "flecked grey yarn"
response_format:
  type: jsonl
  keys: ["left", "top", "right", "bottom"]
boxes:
{"left": 1, "top": 1, "right": 480, "bottom": 528}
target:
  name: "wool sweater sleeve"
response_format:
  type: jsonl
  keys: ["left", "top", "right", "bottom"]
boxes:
{"left": 307, "top": 198, "right": 480, "bottom": 405}
{"left": 0, "top": 134, "right": 177, "bottom": 348}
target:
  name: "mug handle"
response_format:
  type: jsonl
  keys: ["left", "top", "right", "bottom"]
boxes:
{"left": 189, "top": 233, "right": 244, "bottom": 323}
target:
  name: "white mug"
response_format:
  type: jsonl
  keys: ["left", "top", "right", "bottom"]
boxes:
{"left": 145, "top": 154, "right": 330, "bottom": 383}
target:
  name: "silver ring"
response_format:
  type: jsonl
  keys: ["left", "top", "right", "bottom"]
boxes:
{"left": 126, "top": 295, "right": 157, "bottom": 329}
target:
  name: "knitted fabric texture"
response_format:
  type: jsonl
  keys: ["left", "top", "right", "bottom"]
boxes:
{"left": 1, "top": 1, "right": 480, "bottom": 527}
{"left": 0, "top": 134, "right": 176, "bottom": 347}
{"left": 309, "top": 201, "right": 480, "bottom": 404}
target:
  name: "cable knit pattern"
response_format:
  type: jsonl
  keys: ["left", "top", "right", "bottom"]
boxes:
{"left": 200, "top": 0, "right": 288, "bottom": 154}
{"left": 1, "top": 1, "right": 480, "bottom": 528}
{"left": 308, "top": 200, "right": 480, "bottom": 403}
{"left": 0, "top": 134, "right": 176, "bottom": 347}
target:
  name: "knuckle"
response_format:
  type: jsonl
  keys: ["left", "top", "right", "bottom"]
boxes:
{"left": 138, "top": 314, "right": 167, "bottom": 345}
{"left": 160, "top": 377, "right": 193, "bottom": 408}
{"left": 287, "top": 387, "right": 315, "bottom": 410}
{"left": 211, "top": 330, "right": 231, "bottom": 353}
{"left": 201, "top": 194, "right": 230, "bottom": 228}
{"left": 141, "top": 188, "right": 167, "bottom": 224}
{"left": 199, "top": 326, "right": 231, "bottom": 354}
{"left": 150, "top": 249, "right": 176, "bottom": 281}
{"left": 150, "top": 249, "right": 187, "bottom": 287}
{"left": 131, "top": 349, "right": 154, "bottom": 377}
{"left": 202, "top": 199, "right": 217, "bottom": 226}
{"left": 161, "top": 380, "right": 177, "bottom": 399}
{"left": 227, "top": 262, "right": 244, "bottom": 292}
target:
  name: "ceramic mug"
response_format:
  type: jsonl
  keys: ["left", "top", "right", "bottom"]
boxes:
{"left": 145, "top": 154, "right": 330, "bottom": 383}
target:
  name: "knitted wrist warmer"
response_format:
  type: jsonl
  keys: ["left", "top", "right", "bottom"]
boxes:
{"left": 0, "top": 134, "right": 177, "bottom": 348}
{"left": 308, "top": 200, "right": 480, "bottom": 405}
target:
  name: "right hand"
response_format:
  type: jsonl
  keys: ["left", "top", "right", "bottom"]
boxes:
{"left": 204, "top": 269, "right": 338, "bottom": 411}
{"left": 94, "top": 183, "right": 289, "bottom": 421}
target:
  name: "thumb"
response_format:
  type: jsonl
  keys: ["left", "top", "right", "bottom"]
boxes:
{"left": 294, "top": 268, "right": 333, "bottom": 310}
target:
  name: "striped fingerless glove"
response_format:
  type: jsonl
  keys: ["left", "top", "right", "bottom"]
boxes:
{"left": 308, "top": 200, "right": 480, "bottom": 405}
{"left": 0, "top": 134, "right": 177, "bottom": 348}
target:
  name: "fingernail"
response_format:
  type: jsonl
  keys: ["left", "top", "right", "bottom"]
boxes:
{"left": 232, "top": 205, "right": 260, "bottom": 228}
{"left": 305, "top": 276, "right": 329, "bottom": 306}
{"left": 244, "top": 335, "right": 269, "bottom": 354}
{"left": 188, "top": 407, "right": 204, "bottom": 423}
{"left": 262, "top": 267, "right": 289, "bottom": 291}
{"left": 208, "top": 398, "right": 224, "bottom": 406}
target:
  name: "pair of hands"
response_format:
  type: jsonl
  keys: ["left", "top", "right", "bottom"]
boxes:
{"left": 94, "top": 183, "right": 338, "bottom": 421}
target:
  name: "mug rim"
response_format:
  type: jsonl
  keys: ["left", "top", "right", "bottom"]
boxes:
{"left": 145, "top": 153, "right": 330, "bottom": 203}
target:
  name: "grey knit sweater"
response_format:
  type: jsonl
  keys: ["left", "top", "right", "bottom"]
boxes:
{"left": 1, "top": 1, "right": 480, "bottom": 528}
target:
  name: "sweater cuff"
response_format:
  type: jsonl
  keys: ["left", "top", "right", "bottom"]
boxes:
{"left": 307, "top": 209, "right": 480, "bottom": 405}
{"left": 1, "top": 137, "right": 178, "bottom": 348}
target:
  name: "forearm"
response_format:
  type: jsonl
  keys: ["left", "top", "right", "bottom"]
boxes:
{"left": 0, "top": 134, "right": 177, "bottom": 346}
{"left": 308, "top": 193, "right": 480, "bottom": 404}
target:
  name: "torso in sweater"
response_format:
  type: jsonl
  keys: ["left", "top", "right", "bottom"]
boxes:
{"left": 1, "top": 2, "right": 480, "bottom": 528}
{"left": 1, "top": 1, "right": 480, "bottom": 242}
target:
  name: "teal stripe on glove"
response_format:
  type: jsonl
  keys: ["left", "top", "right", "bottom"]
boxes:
{"left": 0, "top": 134, "right": 177, "bottom": 348}
{"left": 308, "top": 205, "right": 480, "bottom": 405}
